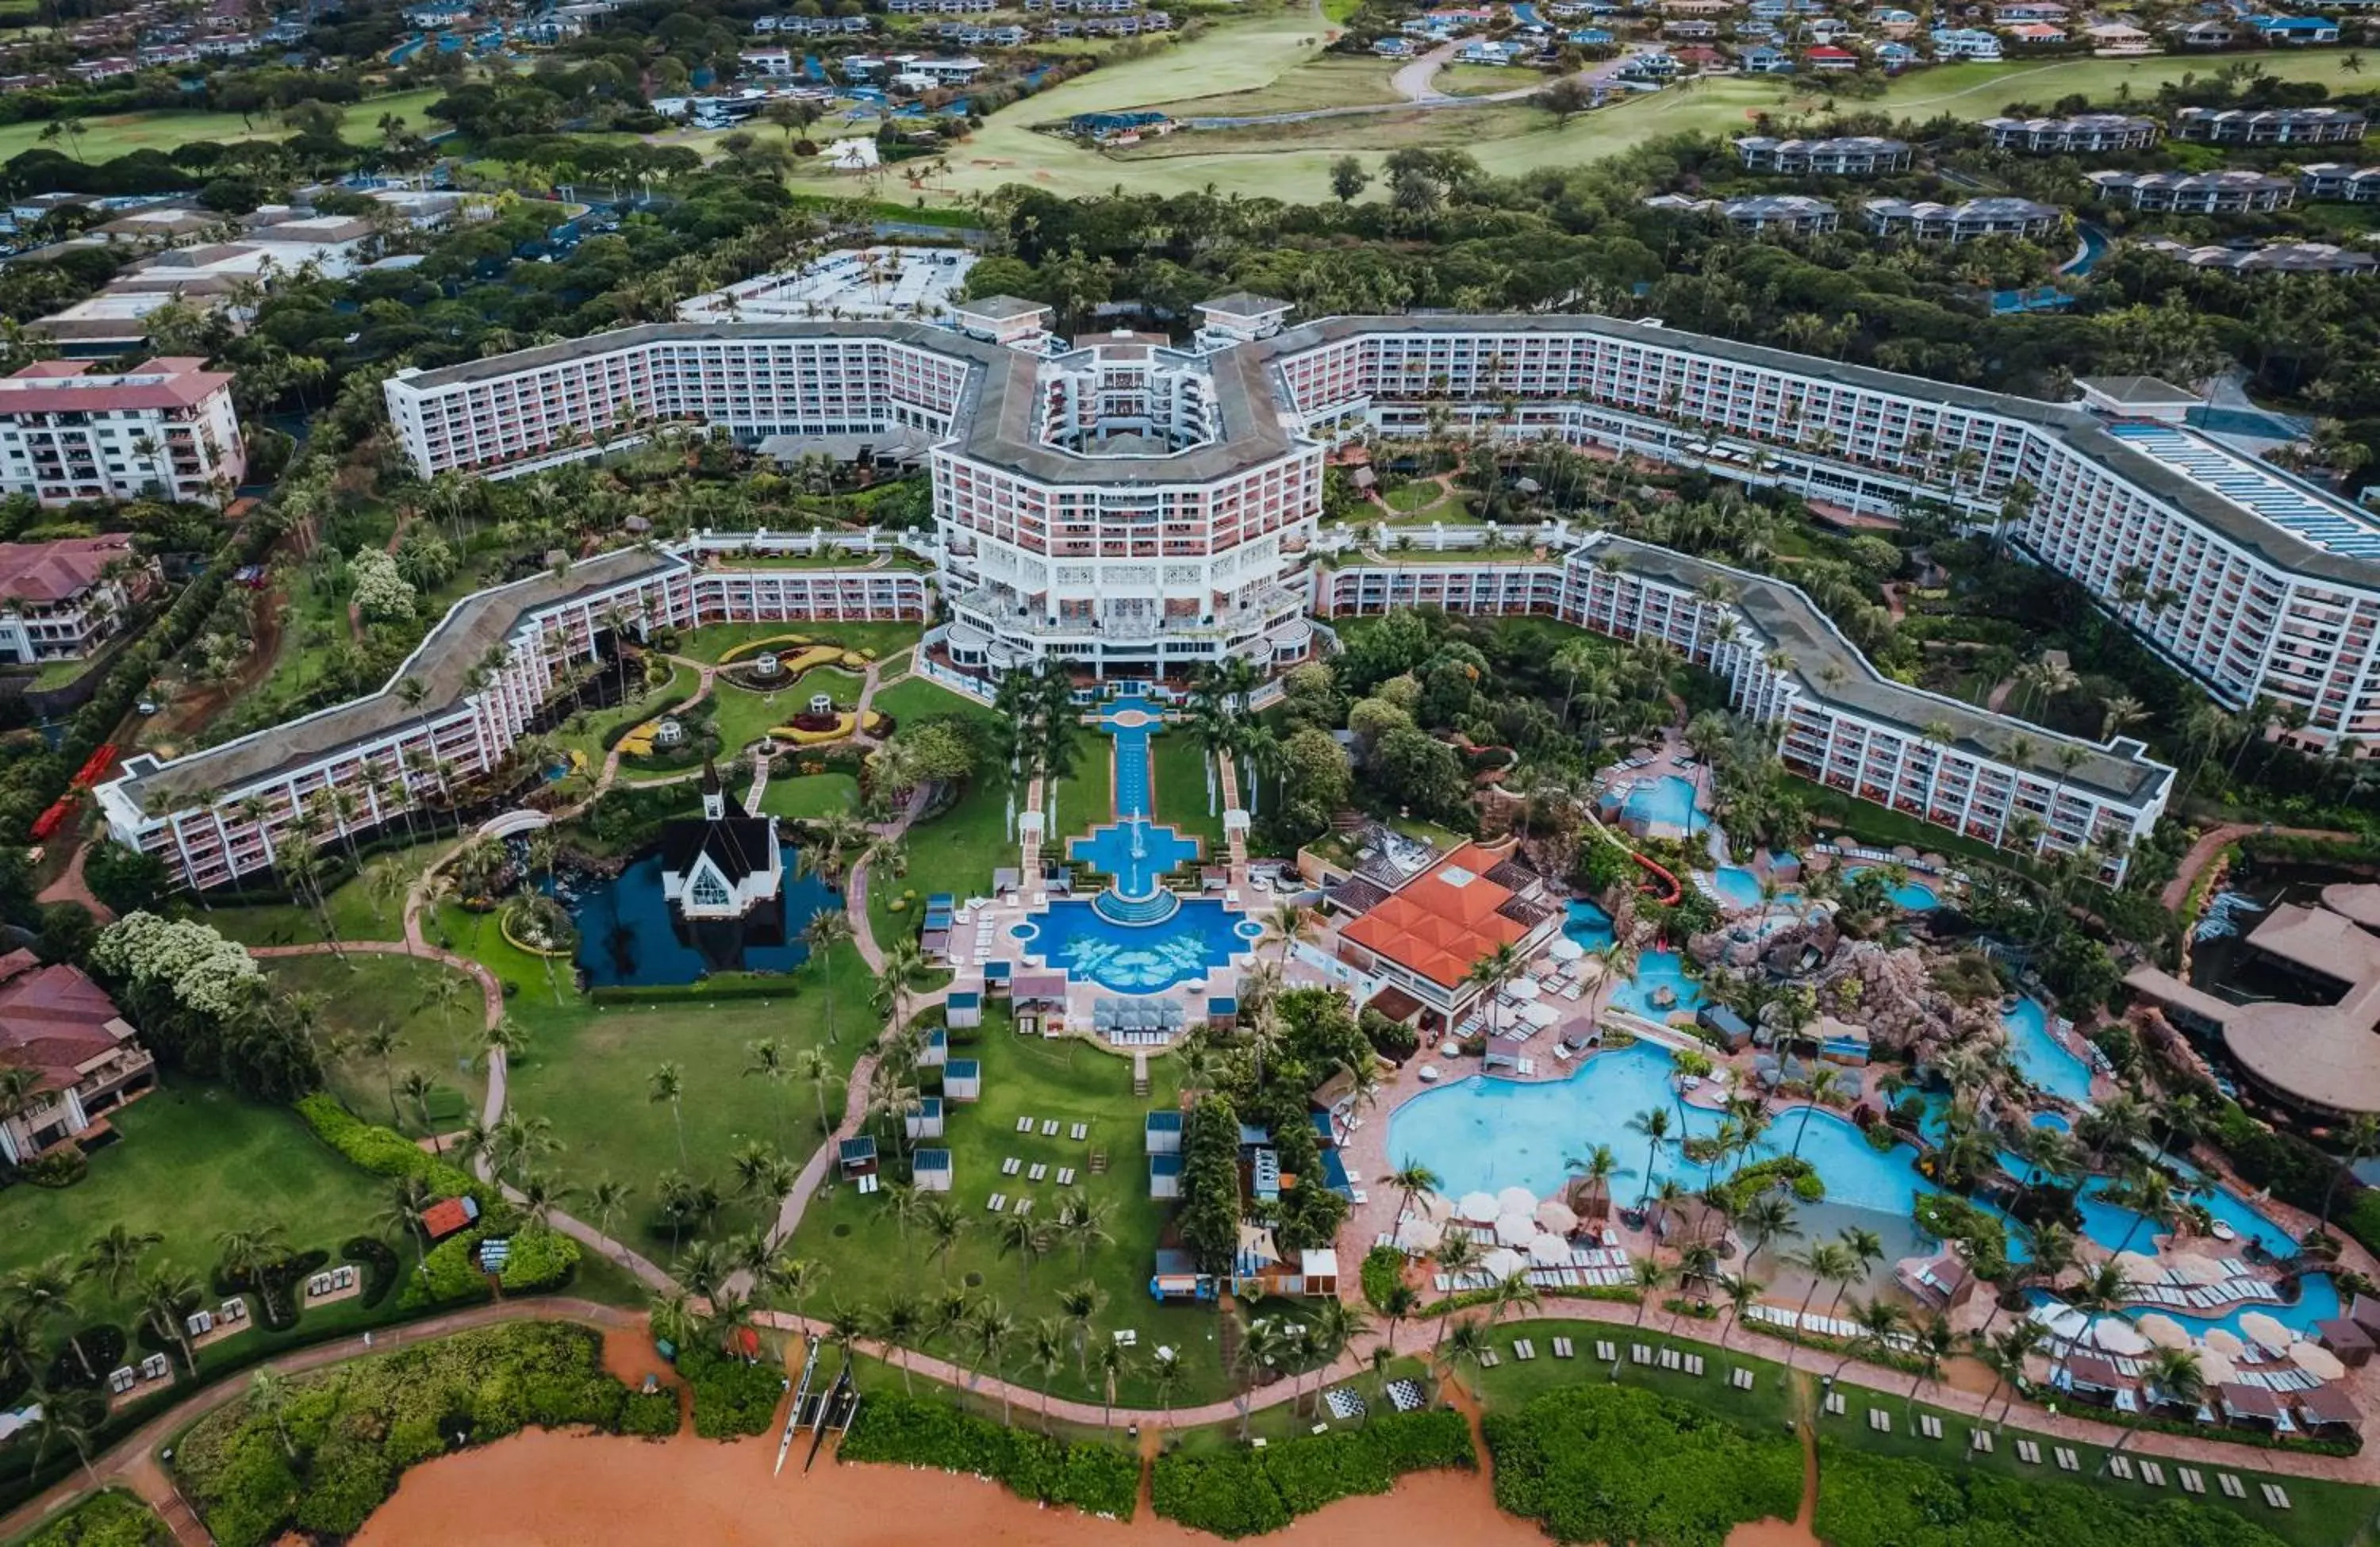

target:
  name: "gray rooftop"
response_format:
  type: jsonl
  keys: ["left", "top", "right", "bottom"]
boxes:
{"left": 953, "top": 294, "right": 1050, "bottom": 321}
{"left": 1198, "top": 291, "right": 1293, "bottom": 319}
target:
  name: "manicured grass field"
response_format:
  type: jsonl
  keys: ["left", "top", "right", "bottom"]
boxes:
{"left": 671, "top": 620, "right": 919, "bottom": 666}
{"left": 708, "top": 666, "right": 868, "bottom": 754}
{"left": 869, "top": 766, "right": 1015, "bottom": 952}
{"left": 1, "top": 1084, "right": 390, "bottom": 1324}
{"left": 1436, "top": 63, "right": 1540, "bottom": 98}
{"left": 554, "top": 660, "right": 699, "bottom": 770}
{"left": 758, "top": 771, "right": 862, "bottom": 822}
{"left": 262, "top": 953, "right": 489, "bottom": 1138}
{"left": 1150, "top": 727, "right": 1226, "bottom": 858}
{"left": 784, "top": 1004, "right": 1235, "bottom": 1408}
{"left": 1148, "top": 54, "right": 1407, "bottom": 118}
{"left": 872, "top": 672, "right": 1000, "bottom": 729}
{"left": 198, "top": 839, "right": 451, "bottom": 950}
{"left": 1462, "top": 1317, "right": 2374, "bottom": 1547}
{"left": 493, "top": 939, "right": 869, "bottom": 1257}
{"left": 0, "top": 86, "right": 446, "bottom": 161}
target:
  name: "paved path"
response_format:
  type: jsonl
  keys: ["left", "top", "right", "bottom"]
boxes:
{"left": 36, "top": 836, "right": 115, "bottom": 923}
{"left": 2159, "top": 822, "right": 2359, "bottom": 912}
{"left": 0, "top": 1299, "right": 646, "bottom": 1547}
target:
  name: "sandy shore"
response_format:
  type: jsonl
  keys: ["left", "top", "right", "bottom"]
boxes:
{"left": 352, "top": 1426, "right": 1818, "bottom": 1547}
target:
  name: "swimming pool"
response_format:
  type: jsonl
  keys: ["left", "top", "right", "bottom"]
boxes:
{"left": 2071, "top": 1169, "right": 2300, "bottom": 1261}
{"left": 1386, "top": 1042, "right": 1944, "bottom": 1212}
{"left": 1564, "top": 899, "right": 1615, "bottom": 954}
{"left": 1704, "top": 866, "right": 1801, "bottom": 911}
{"left": 1014, "top": 896, "right": 1252, "bottom": 992}
{"left": 1605, "top": 949, "right": 1706, "bottom": 1021}
{"left": 2032, "top": 1273, "right": 2341, "bottom": 1342}
{"left": 2002, "top": 996, "right": 2094, "bottom": 1104}
{"left": 1842, "top": 866, "right": 1940, "bottom": 912}
{"left": 1621, "top": 774, "right": 1707, "bottom": 837}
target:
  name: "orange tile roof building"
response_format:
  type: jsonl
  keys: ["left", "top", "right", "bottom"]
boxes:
{"left": 1333, "top": 842, "right": 1560, "bottom": 1025}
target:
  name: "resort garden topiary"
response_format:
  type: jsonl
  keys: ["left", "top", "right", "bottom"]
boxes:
{"left": 676, "top": 1340, "right": 788, "bottom": 1439}
{"left": 1484, "top": 1384, "right": 1802, "bottom": 1547}
{"left": 171, "top": 1322, "right": 676, "bottom": 1547}
{"left": 837, "top": 1393, "right": 1138, "bottom": 1518}
{"left": 1150, "top": 1411, "right": 1474, "bottom": 1537}
{"left": 1814, "top": 1443, "right": 2292, "bottom": 1547}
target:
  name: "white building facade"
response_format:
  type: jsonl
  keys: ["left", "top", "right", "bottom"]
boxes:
{"left": 0, "top": 358, "right": 244, "bottom": 507}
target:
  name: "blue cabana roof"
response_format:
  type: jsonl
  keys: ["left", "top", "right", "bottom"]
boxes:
{"left": 1146, "top": 1111, "right": 1184, "bottom": 1131}
{"left": 1150, "top": 1154, "right": 1183, "bottom": 1176}
{"left": 914, "top": 1147, "right": 951, "bottom": 1173}
{"left": 949, "top": 991, "right": 981, "bottom": 1010}
{"left": 946, "top": 1058, "right": 980, "bottom": 1079}
{"left": 839, "top": 1136, "right": 877, "bottom": 1161}
{"left": 1207, "top": 996, "right": 1238, "bottom": 1015}
{"left": 985, "top": 960, "right": 1012, "bottom": 982}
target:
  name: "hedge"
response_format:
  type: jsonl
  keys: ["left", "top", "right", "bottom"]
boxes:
{"left": 17, "top": 1488, "right": 167, "bottom": 1547}
{"left": 498, "top": 1226, "right": 582, "bottom": 1293}
{"left": 1150, "top": 1411, "right": 1473, "bottom": 1537}
{"left": 589, "top": 973, "right": 802, "bottom": 1006}
{"left": 1484, "top": 1383, "right": 1802, "bottom": 1547}
{"left": 398, "top": 1231, "right": 494, "bottom": 1311}
{"left": 837, "top": 1393, "right": 1138, "bottom": 1519}
{"left": 601, "top": 690, "right": 693, "bottom": 750}
{"left": 678, "top": 1342, "right": 786, "bottom": 1439}
{"left": 172, "top": 1322, "right": 674, "bottom": 1547}
{"left": 295, "top": 1095, "right": 489, "bottom": 1206}
{"left": 1814, "top": 1442, "right": 2291, "bottom": 1547}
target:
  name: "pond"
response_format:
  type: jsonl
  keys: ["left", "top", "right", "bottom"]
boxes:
{"left": 570, "top": 843, "right": 840, "bottom": 987}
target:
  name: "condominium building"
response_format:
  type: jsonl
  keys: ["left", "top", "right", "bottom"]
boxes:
{"left": 115, "top": 298, "right": 2380, "bottom": 888}
{"left": 2297, "top": 163, "right": 2380, "bottom": 202}
{"left": 0, "top": 358, "right": 244, "bottom": 507}
{"left": 2174, "top": 106, "right": 2368, "bottom": 146}
{"left": 1861, "top": 197, "right": 2063, "bottom": 242}
{"left": 1982, "top": 113, "right": 2160, "bottom": 153}
{"left": 1644, "top": 194, "right": 1840, "bottom": 235}
{"left": 0, "top": 534, "right": 155, "bottom": 666}
{"left": 2138, "top": 239, "right": 2380, "bottom": 274}
{"left": 2087, "top": 169, "right": 2296, "bottom": 213}
{"left": 1733, "top": 135, "right": 1912, "bottom": 175}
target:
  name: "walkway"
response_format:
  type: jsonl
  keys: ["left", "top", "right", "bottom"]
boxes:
{"left": 36, "top": 836, "right": 115, "bottom": 923}
{"left": 2159, "top": 821, "right": 2359, "bottom": 912}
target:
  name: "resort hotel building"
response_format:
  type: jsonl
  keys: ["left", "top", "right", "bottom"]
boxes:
{"left": 103, "top": 290, "right": 2380, "bottom": 889}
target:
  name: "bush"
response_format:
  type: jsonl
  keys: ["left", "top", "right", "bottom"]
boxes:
{"left": 678, "top": 1342, "right": 785, "bottom": 1440}
{"left": 23, "top": 1141, "right": 87, "bottom": 1187}
{"left": 296, "top": 1095, "right": 488, "bottom": 1205}
{"left": 497, "top": 1226, "right": 581, "bottom": 1293}
{"left": 1151, "top": 1411, "right": 1472, "bottom": 1537}
{"left": 619, "top": 1388, "right": 681, "bottom": 1438}
{"left": 398, "top": 1231, "right": 494, "bottom": 1311}
{"left": 341, "top": 1235, "right": 401, "bottom": 1308}
{"left": 21, "top": 1488, "right": 170, "bottom": 1546}
{"left": 173, "top": 1322, "right": 654, "bottom": 1547}
{"left": 839, "top": 1394, "right": 1138, "bottom": 1518}
{"left": 1360, "top": 1244, "right": 1406, "bottom": 1313}
{"left": 1485, "top": 1384, "right": 1801, "bottom": 1547}
{"left": 1814, "top": 1442, "right": 2290, "bottom": 1547}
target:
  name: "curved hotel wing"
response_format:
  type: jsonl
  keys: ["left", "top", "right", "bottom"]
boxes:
{"left": 116, "top": 292, "right": 2380, "bottom": 888}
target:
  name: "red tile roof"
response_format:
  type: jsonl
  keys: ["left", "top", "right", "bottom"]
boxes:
{"left": 1339, "top": 843, "right": 1526, "bottom": 989}
{"left": 0, "top": 357, "right": 232, "bottom": 413}
{"left": 0, "top": 949, "right": 134, "bottom": 1095}
{"left": 0, "top": 535, "right": 135, "bottom": 605}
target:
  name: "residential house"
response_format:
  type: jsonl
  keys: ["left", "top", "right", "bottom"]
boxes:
{"left": 1458, "top": 37, "right": 1529, "bottom": 63}
{"left": 2084, "top": 21, "right": 2154, "bottom": 54}
{"left": 1568, "top": 27, "right": 1615, "bottom": 46}
{"left": 2088, "top": 169, "right": 2295, "bottom": 214}
{"left": 1869, "top": 8, "right": 1920, "bottom": 36}
{"left": 1931, "top": 26, "right": 2003, "bottom": 58}
{"left": 1735, "top": 134, "right": 1912, "bottom": 174}
{"left": 2298, "top": 163, "right": 2380, "bottom": 202}
{"left": 1864, "top": 196, "right": 2063, "bottom": 241}
{"left": 1802, "top": 44, "right": 1859, "bottom": 69}
{"left": 2006, "top": 21, "right": 2070, "bottom": 45}
{"left": 1663, "top": 18, "right": 1719, "bottom": 39}
{"left": 2250, "top": 15, "right": 2340, "bottom": 45}
{"left": 2171, "top": 19, "right": 2232, "bottom": 48}
{"left": 1740, "top": 44, "right": 1794, "bottom": 71}
{"left": 1645, "top": 194, "right": 1841, "bottom": 234}
{"left": 0, "top": 535, "right": 155, "bottom": 665}
{"left": 1875, "top": 40, "right": 1917, "bottom": 68}
{"left": 2137, "top": 238, "right": 2380, "bottom": 274}
{"left": 1983, "top": 113, "right": 2161, "bottom": 152}
{"left": 0, "top": 950, "right": 155, "bottom": 1165}
{"left": 2175, "top": 106, "right": 2367, "bottom": 145}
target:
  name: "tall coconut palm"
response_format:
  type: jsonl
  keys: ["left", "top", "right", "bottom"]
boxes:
{"left": 649, "top": 1061, "right": 688, "bottom": 1167}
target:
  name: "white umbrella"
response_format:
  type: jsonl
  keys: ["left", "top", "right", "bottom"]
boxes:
{"left": 1534, "top": 1198, "right": 1580, "bottom": 1234}
{"left": 2203, "top": 1326, "right": 2248, "bottom": 1357}
{"left": 1457, "top": 1191, "right": 1499, "bottom": 1222}
{"left": 2029, "top": 1303, "right": 2088, "bottom": 1343}
{"left": 1395, "top": 1216, "right": 1445, "bottom": 1253}
{"left": 1509, "top": 977, "right": 1542, "bottom": 1000}
{"left": 1548, "top": 937, "right": 1585, "bottom": 962}
{"left": 2240, "top": 1311, "right": 2293, "bottom": 1353}
{"left": 1414, "top": 1191, "right": 1455, "bottom": 1223}
{"left": 2113, "top": 1250, "right": 2163, "bottom": 1284}
{"left": 2166, "top": 1253, "right": 2228, "bottom": 1286}
{"left": 2290, "top": 1341, "right": 2347, "bottom": 1381}
{"left": 1528, "top": 1232, "right": 1571, "bottom": 1267}
{"left": 2091, "top": 1318, "right": 2151, "bottom": 1357}
{"left": 1497, "top": 1184, "right": 1537, "bottom": 1216}
{"left": 2134, "top": 1314, "right": 2194, "bottom": 1350}
{"left": 1440, "top": 1041, "right": 1463, "bottom": 1058}
{"left": 2195, "top": 1347, "right": 2240, "bottom": 1384}
{"left": 1480, "top": 1246, "right": 1526, "bottom": 1280}
{"left": 1495, "top": 1210, "right": 1537, "bottom": 1247}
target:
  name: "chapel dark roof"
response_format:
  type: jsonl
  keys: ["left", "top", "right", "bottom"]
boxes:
{"left": 660, "top": 815, "right": 777, "bottom": 884}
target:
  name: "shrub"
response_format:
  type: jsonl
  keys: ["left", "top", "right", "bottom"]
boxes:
{"left": 497, "top": 1226, "right": 581, "bottom": 1292}
{"left": 839, "top": 1394, "right": 1138, "bottom": 1518}
{"left": 618, "top": 1388, "right": 681, "bottom": 1438}
{"left": 1150, "top": 1411, "right": 1472, "bottom": 1537}
{"left": 295, "top": 1095, "right": 488, "bottom": 1205}
{"left": 20, "top": 1488, "right": 164, "bottom": 1546}
{"left": 398, "top": 1231, "right": 494, "bottom": 1311}
{"left": 678, "top": 1342, "right": 785, "bottom": 1440}
{"left": 1359, "top": 1244, "right": 1406, "bottom": 1312}
{"left": 1485, "top": 1384, "right": 1801, "bottom": 1547}
{"left": 340, "top": 1235, "right": 401, "bottom": 1308}
{"left": 1814, "top": 1442, "right": 2290, "bottom": 1547}
{"left": 173, "top": 1322, "right": 650, "bottom": 1547}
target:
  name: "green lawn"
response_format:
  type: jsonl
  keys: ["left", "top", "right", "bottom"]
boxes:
{"left": 1437, "top": 63, "right": 1539, "bottom": 98}
{"left": 759, "top": 772, "right": 862, "bottom": 822}
{"left": 672, "top": 620, "right": 919, "bottom": 666}
{"left": 873, "top": 674, "right": 1000, "bottom": 729}
{"left": 1148, "top": 53, "right": 1406, "bottom": 117}
{"left": 1, "top": 1084, "right": 390, "bottom": 1326}
{"left": 1053, "top": 727, "right": 1115, "bottom": 843}
{"left": 709, "top": 666, "right": 868, "bottom": 754}
{"left": 785, "top": 1003, "right": 1236, "bottom": 1409}
{"left": 0, "top": 86, "right": 446, "bottom": 161}
{"left": 1150, "top": 727, "right": 1226, "bottom": 858}
{"left": 261, "top": 953, "right": 489, "bottom": 1138}
{"left": 553, "top": 660, "right": 699, "bottom": 770}
{"left": 198, "top": 839, "right": 452, "bottom": 950}
{"left": 869, "top": 766, "right": 1016, "bottom": 954}
{"left": 1461, "top": 1318, "right": 2374, "bottom": 1547}
{"left": 489, "top": 934, "right": 870, "bottom": 1260}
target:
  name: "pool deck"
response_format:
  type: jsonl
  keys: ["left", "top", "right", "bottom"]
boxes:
{"left": 1591, "top": 734, "right": 1727, "bottom": 861}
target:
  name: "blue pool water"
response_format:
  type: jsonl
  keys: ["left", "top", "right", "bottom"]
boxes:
{"left": 2002, "top": 996, "right": 2095, "bottom": 1104}
{"left": 2033, "top": 1273, "right": 2342, "bottom": 1342}
{"left": 1068, "top": 693, "right": 1201, "bottom": 896}
{"left": 1564, "top": 899, "right": 1615, "bottom": 954}
{"left": 572, "top": 843, "right": 839, "bottom": 986}
{"left": 1606, "top": 949, "right": 1705, "bottom": 1021}
{"left": 1016, "top": 896, "right": 1250, "bottom": 992}
{"left": 1387, "top": 1042, "right": 1939, "bottom": 1211}
{"left": 1705, "top": 866, "right": 1800, "bottom": 910}
{"left": 1842, "top": 866, "right": 1940, "bottom": 911}
{"left": 2071, "top": 1170, "right": 2300, "bottom": 1261}
{"left": 1622, "top": 774, "right": 1708, "bottom": 836}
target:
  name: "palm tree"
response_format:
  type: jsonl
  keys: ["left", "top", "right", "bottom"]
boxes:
{"left": 1627, "top": 1107, "right": 1674, "bottom": 1207}
{"left": 139, "top": 1267, "right": 203, "bottom": 1376}
{"left": 1902, "top": 1313, "right": 1955, "bottom": 1423}
{"left": 79, "top": 1224, "right": 160, "bottom": 1299}
{"left": 1028, "top": 1316, "right": 1069, "bottom": 1433}
{"left": 1736, "top": 1193, "right": 1801, "bottom": 1273}
{"left": 1717, "top": 1273, "right": 1761, "bottom": 1347}
{"left": 1058, "top": 1280, "right": 1106, "bottom": 1383}
{"left": 1441, "top": 1319, "right": 1494, "bottom": 1393}
{"left": 995, "top": 1212, "right": 1046, "bottom": 1295}
{"left": 649, "top": 1062, "right": 688, "bottom": 1167}
{"left": 804, "top": 911, "right": 856, "bottom": 1045}
{"left": 1976, "top": 1320, "right": 2047, "bottom": 1429}
{"left": 1094, "top": 1340, "right": 1132, "bottom": 1438}
{"left": 745, "top": 1038, "right": 793, "bottom": 1152}
{"left": 2103, "top": 1347, "right": 2204, "bottom": 1476}
{"left": 1630, "top": 1257, "right": 1670, "bottom": 1324}
{"left": 358, "top": 1022, "right": 409, "bottom": 1128}
{"left": 586, "top": 1178, "right": 634, "bottom": 1260}
{"left": 873, "top": 1293, "right": 925, "bottom": 1395}
{"left": 1058, "top": 1194, "right": 1114, "bottom": 1273}
{"left": 1150, "top": 1345, "right": 1183, "bottom": 1432}
{"left": 766, "top": 1255, "right": 827, "bottom": 1326}
{"left": 921, "top": 1198, "right": 967, "bottom": 1281}
{"left": 1836, "top": 1296, "right": 1908, "bottom": 1379}
{"left": 1785, "top": 1241, "right": 1858, "bottom": 1365}
{"left": 1391, "top": 1160, "right": 1441, "bottom": 1223}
